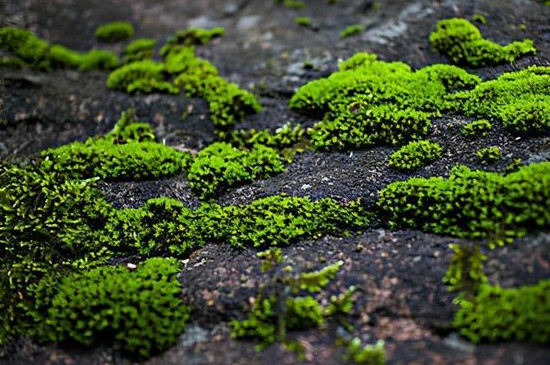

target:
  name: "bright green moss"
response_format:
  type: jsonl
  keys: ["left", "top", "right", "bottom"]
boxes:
{"left": 123, "top": 38, "right": 157, "bottom": 64}
{"left": 49, "top": 45, "right": 118, "bottom": 70}
{"left": 476, "top": 146, "right": 501, "bottom": 165}
{"left": 0, "top": 27, "right": 118, "bottom": 70}
{"left": 340, "top": 24, "right": 365, "bottom": 38}
{"left": 94, "top": 21, "right": 135, "bottom": 42}
{"left": 224, "top": 195, "right": 370, "bottom": 247}
{"left": 41, "top": 113, "right": 189, "bottom": 181}
{"left": 226, "top": 124, "right": 306, "bottom": 150}
{"left": 275, "top": 0, "right": 307, "bottom": 10}
{"left": 187, "top": 142, "right": 285, "bottom": 198}
{"left": 472, "top": 13, "right": 487, "bottom": 25}
{"left": 378, "top": 162, "right": 550, "bottom": 246}
{"left": 388, "top": 140, "right": 442, "bottom": 172}
{"left": 344, "top": 339, "right": 386, "bottom": 365}
{"left": 295, "top": 17, "right": 312, "bottom": 27}
{"left": 430, "top": 18, "right": 536, "bottom": 67}
{"left": 0, "top": 27, "right": 50, "bottom": 68}
{"left": 106, "top": 60, "right": 179, "bottom": 94}
{"left": 462, "top": 119, "right": 492, "bottom": 138}
{"left": 454, "top": 280, "right": 550, "bottom": 343}
{"left": 450, "top": 67, "right": 550, "bottom": 135}
{"left": 32, "top": 258, "right": 189, "bottom": 357}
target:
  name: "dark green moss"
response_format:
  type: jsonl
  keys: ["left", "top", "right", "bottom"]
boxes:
{"left": 388, "top": 140, "right": 442, "bottom": 172}
{"left": 476, "top": 146, "right": 501, "bottom": 165}
{"left": 95, "top": 21, "right": 135, "bottom": 42}
{"left": 187, "top": 142, "right": 285, "bottom": 198}
{"left": 378, "top": 162, "right": 550, "bottom": 246}
{"left": 32, "top": 258, "right": 189, "bottom": 357}
{"left": 430, "top": 18, "right": 536, "bottom": 67}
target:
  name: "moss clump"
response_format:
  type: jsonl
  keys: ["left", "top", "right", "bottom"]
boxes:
{"left": 94, "top": 21, "right": 135, "bottom": 42}
{"left": 388, "top": 140, "right": 442, "bottom": 172}
{"left": 462, "top": 119, "right": 492, "bottom": 138}
{"left": 106, "top": 60, "right": 179, "bottom": 94}
{"left": 290, "top": 54, "right": 481, "bottom": 151}
{"left": 187, "top": 142, "right": 285, "bottom": 198}
{"left": 122, "top": 38, "right": 157, "bottom": 64}
{"left": 0, "top": 27, "right": 118, "bottom": 71}
{"left": 430, "top": 18, "right": 536, "bottom": 67}
{"left": 41, "top": 111, "right": 189, "bottom": 181}
{"left": 340, "top": 24, "right": 365, "bottom": 38}
{"left": 476, "top": 146, "right": 501, "bottom": 165}
{"left": 32, "top": 258, "right": 189, "bottom": 357}
{"left": 295, "top": 17, "right": 312, "bottom": 27}
{"left": 450, "top": 67, "right": 550, "bottom": 135}
{"left": 378, "top": 162, "right": 550, "bottom": 246}
{"left": 454, "top": 280, "right": 550, "bottom": 343}
{"left": 276, "top": 0, "right": 307, "bottom": 10}
{"left": 161, "top": 27, "right": 225, "bottom": 53}
{"left": 225, "top": 195, "right": 370, "bottom": 247}
{"left": 344, "top": 339, "right": 386, "bottom": 365}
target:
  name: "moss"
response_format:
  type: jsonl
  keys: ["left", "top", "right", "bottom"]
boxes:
{"left": 340, "top": 24, "right": 365, "bottom": 38}
{"left": 453, "top": 280, "right": 550, "bottom": 343}
{"left": 443, "top": 243, "right": 487, "bottom": 296}
{"left": 122, "top": 38, "right": 157, "bottom": 63}
{"left": 106, "top": 60, "right": 179, "bottom": 94}
{"left": 344, "top": 339, "right": 386, "bottom": 365}
{"left": 388, "top": 140, "right": 442, "bottom": 172}
{"left": 0, "top": 27, "right": 118, "bottom": 71}
{"left": 0, "top": 56, "right": 25, "bottom": 69}
{"left": 94, "top": 21, "right": 135, "bottom": 42}
{"left": 295, "top": 16, "right": 312, "bottom": 27}
{"left": 378, "top": 162, "right": 550, "bottom": 246}
{"left": 430, "top": 18, "right": 536, "bottom": 67}
{"left": 41, "top": 112, "right": 189, "bottom": 181}
{"left": 476, "top": 146, "right": 501, "bottom": 165}
{"left": 187, "top": 142, "right": 285, "bottom": 198}
{"left": 32, "top": 258, "right": 189, "bottom": 357}
{"left": 276, "top": 0, "right": 307, "bottom": 10}
{"left": 462, "top": 119, "right": 492, "bottom": 138}
{"left": 472, "top": 13, "right": 487, "bottom": 25}
{"left": 160, "top": 27, "right": 225, "bottom": 54}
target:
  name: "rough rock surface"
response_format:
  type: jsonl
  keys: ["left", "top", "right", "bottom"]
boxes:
{"left": 1, "top": 0, "right": 550, "bottom": 364}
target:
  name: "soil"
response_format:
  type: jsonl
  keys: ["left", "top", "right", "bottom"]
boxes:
{"left": 1, "top": 0, "right": 550, "bottom": 364}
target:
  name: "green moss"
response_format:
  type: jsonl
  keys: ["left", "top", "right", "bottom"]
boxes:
{"left": 0, "top": 27, "right": 118, "bottom": 71}
{"left": 224, "top": 195, "right": 370, "bottom": 248}
{"left": 123, "top": 38, "right": 157, "bottom": 63}
{"left": 454, "top": 280, "right": 550, "bottom": 343}
{"left": 295, "top": 17, "right": 312, "bottom": 27}
{"left": 462, "top": 119, "right": 492, "bottom": 138}
{"left": 160, "top": 27, "right": 225, "bottom": 54}
{"left": 32, "top": 258, "right": 189, "bottom": 357}
{"left": 430, "top": 18, "right": 536, "bottom": 67}
{"left": 378, "top": 162, "right": 550, "bottom": 246}
{"left": 344, "top": 339, "right": 386, "bottom": 365}
{"left": 340, "top": 24, "right": 365, "bottom": 38}
{"left": 276, "top": 0, "right": 307, "bottom": 10}
{"left": 94, "top": 21, "right": 135, "bottom": 42}
{"left": 443, "top": 243, "right": 487, "bottom": 296}
{"left": 187, "top": 142, "right": 285, "bottom": 198}
{"left": 106, "top": 60, "right": 179, "bottom": 94}
{"left": 0, "top": 56, "right": 25, "bottom": 69}
{"left": 476, "top": 146, "right": 501, "bottom": 165}
{"left": 41, "top": 112, "right": 189, "bottom": 181}
{"left": 472, "top": 13, "right": 487, "bottom": 25}
{"left": 388, "top": 140, "right": 442, "bottom": 172}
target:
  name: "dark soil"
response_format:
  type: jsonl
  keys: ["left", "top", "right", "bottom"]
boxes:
{"left": 1, "top": 0, "right": 550, "bottom": 364}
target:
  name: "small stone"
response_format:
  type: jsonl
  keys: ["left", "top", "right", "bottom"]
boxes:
{"left": 126, "top": 263, "right": 137, "bottom": 270}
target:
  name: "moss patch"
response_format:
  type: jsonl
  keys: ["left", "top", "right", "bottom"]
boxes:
{"left": 388, "top": 140, "right": 442, "bottom": 172}
{"left": 95, "top": 21, "right": 135, "bottom": 42}
{"left": 430, "top": 18, "right": 536, "bottom": 67}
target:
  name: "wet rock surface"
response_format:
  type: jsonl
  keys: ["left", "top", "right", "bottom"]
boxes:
{"left": 2, "top": 0, "right": 550, "bottom": 364}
